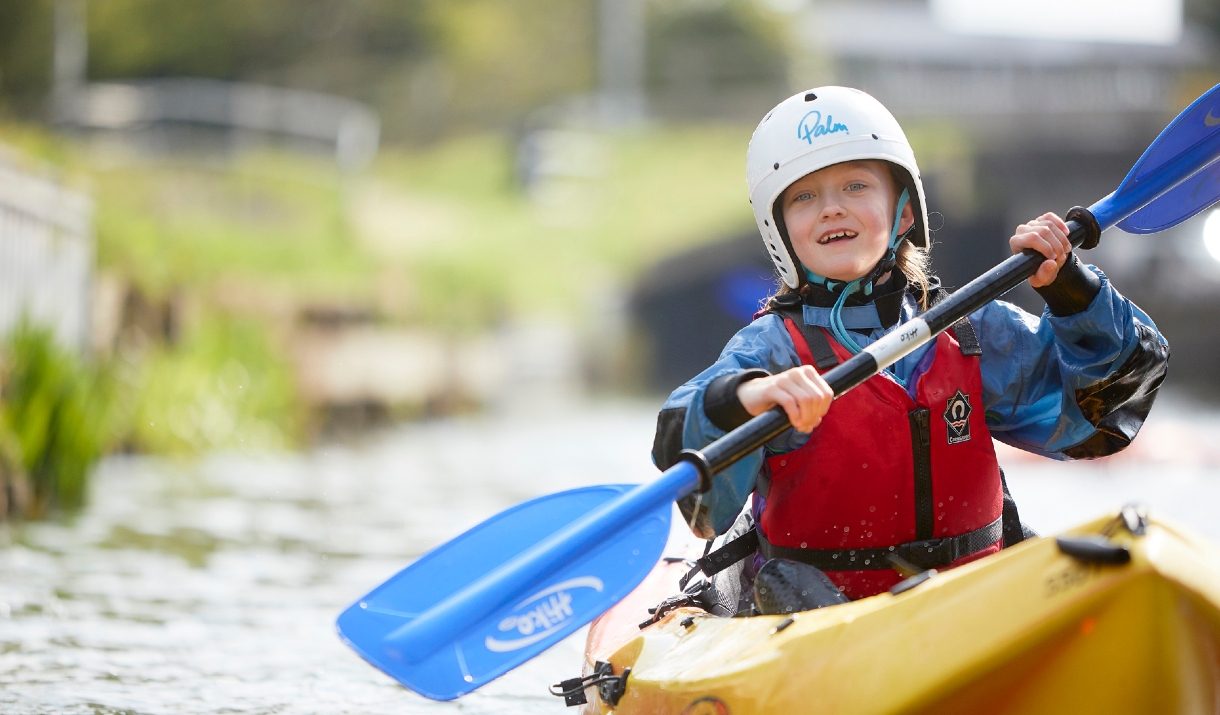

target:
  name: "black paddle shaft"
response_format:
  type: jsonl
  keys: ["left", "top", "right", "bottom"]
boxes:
{"left": 680, "top": 207, "right": 1101, "bottom": 491}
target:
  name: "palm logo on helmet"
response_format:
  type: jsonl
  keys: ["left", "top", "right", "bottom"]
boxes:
{"left": 797, "top": 110, "right": 850, "bottom": 144}
{"left": 747, "top": 87, "right": 929, "bottom": 291}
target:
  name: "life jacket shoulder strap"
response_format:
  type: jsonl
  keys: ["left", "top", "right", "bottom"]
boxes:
{"left": 930, "top": 286, "right": 983, "bottom": 357}
{"left": 770, "top": 304, "right": 839, "bottom": 369}
{"left": 782, "top": 318, "right": 839, "bottom": 370}
{"left": 950, "top": 317, "right": 983, "bottom": 356}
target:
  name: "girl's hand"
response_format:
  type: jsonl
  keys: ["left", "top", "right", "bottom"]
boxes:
{"left": 1010, "top": 212, "right": 1071, "bottom": 288}
{"left": 736, "top": 366, "right": 833, "bottom": 433}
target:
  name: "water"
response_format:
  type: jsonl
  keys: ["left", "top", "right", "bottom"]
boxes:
{"left": 0, "top": 402, "right": 659, "bottom": 715}
{"left": 1, "top": 397, "right": 1219, "bottom": 714}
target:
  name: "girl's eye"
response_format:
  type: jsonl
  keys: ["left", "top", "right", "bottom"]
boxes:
{"left": 846, "top": 182, "right": 865, "bottom": 191}
{"left": 794, "top": 192, "right": 813, "bottom": 202}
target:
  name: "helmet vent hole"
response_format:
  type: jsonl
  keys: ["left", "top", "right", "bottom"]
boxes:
{"left": 773, "top": 162, "right": 779, "bottom": 170}
{"left": 872, "top": 133, "right": 879, "bottom": 140}
{"left": 764, "top": 220, "right": 769, "bottom": 226}
{"left": 804, "top": 92, "right": 817, "bottom": 102}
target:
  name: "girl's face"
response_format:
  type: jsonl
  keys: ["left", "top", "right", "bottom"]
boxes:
{"left": 780, "top": 160, "right": 915, "bottom": 283}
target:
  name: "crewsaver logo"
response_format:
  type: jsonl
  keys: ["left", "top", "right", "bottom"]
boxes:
{"left": 943, "top": 390, "right": 972, "bottom": 444}
{"left": 484, "top": 576, "right": 604, "bottom": 652}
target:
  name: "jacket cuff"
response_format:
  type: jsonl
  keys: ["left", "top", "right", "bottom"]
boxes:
{"left": 704, "top": 369, "right": 770, "bottom": 432}
{"left": 1035, "top": 253, "right": 1102, "bottom": 317}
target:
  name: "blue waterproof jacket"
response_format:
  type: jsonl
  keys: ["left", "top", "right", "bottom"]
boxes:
{"left": 653, "top": 259, "right": 1169, "bottom": 537}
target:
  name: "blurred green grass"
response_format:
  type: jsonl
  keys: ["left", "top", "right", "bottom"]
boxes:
{"left": 376, "top": 129, "right": 754, "bottom": 327}
{"left": 0, "top": 122, "right": 755, "bottom": 471}
{"left": 128, "top": 315, "right": 299, "bottom": 454}
{"left": 84, "top": 127, "right": 756, "bottom": 324}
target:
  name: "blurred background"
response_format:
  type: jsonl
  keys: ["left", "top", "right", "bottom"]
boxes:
{"left": 2, "top": 1, "right": 1220, "bottom": 713}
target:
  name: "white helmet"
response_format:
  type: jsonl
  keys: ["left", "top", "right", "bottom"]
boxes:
{"left": 746, "top": 86, "right": 929, "bottom": 289}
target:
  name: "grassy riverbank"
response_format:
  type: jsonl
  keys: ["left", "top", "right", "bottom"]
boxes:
{"left": 0, "top": 122, "right": 755, "bottom": 510}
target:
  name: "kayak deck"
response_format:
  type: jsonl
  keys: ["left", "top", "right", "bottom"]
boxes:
{"left": 580, "top": 511, "right": 1220, "bottom": 715}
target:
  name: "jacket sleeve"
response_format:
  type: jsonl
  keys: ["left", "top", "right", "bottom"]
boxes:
{"left": 975, "top": 264, "right": 1169, "bottom": 459}
{"left": 652, "top": 314, "right": 802, "bottom": 538}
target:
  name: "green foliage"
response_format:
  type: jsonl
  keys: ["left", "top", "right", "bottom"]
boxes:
{"left": 0, "top": 0, "right": 600, "bottom": 140}
{"left": 129, "top": 316, "right": 300, "bottom": 455}
{"left": 85, "top": 0, "right": 596, "bottom": 140}
{"left": 93, "top": 152, "right": 372, "bottom": 297}
{"left": 0, "top": 120, "right": 753, "bottom": 465}
{"left": 421, "top": 0, "right": 595, "bottom": 131}
{"left": 0, "top": 0, "right": 53, "bottom": 111}
{"left": 1, "top": 324, "right": 112, "bottom": 514}
{"left": 90, "top": 126, "right": 754, "bottom": 331}
{"left": 648, "top": 0, "right": 788, "bottom": 91}
{"left": 374, "top": 127, "right": 754, "bottom": 326}
{"left": 86, "top": 0, "right": 433, "bottom": 83}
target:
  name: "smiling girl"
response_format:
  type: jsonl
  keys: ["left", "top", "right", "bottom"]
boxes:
{"left": 652, "top": 87, "right": 1170, "bottom": 615}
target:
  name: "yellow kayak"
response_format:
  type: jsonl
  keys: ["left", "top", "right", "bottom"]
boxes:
{"left": 579, "top": 508, "right": 1220, "bottom": 714}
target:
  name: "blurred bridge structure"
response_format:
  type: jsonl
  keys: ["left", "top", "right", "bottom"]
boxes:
{"left": 57, "top": 79, "right": 381, "bottom": 171}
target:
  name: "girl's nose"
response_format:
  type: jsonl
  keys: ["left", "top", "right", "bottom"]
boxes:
{"left": 820, "top": 199, "right": 846, "bottom": 220}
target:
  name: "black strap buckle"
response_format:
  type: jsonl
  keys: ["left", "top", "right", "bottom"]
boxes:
{"left": 549, "top": 661, "right": 631, "bottom": 708}
{"left": 899, "top": 537, "right": 955, "bottom": 570}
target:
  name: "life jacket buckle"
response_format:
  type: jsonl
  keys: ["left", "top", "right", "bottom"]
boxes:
{"left": 899, "top": 538, "right": 954, "bottom": 570}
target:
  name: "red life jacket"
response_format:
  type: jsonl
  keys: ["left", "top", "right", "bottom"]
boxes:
{"left": 757, "top": 316, "right": 1003, "bottom": 599}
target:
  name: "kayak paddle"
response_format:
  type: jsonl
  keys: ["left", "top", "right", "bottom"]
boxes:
{"left": 337, "top": 82, "right": 1220, "bottom": 701}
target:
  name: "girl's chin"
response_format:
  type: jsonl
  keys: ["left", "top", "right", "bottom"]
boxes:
{"left": 801, "top": 250, "right": 886, "bottom": 282}
{"left": 803, "top": 262, "right": 872, "bottom": 283}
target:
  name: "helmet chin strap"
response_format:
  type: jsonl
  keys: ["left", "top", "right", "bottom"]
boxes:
{"left": 801, "top": 188, "right": 911, "bottom": 382}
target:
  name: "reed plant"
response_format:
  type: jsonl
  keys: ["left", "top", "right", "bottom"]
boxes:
{"left": 0, "top": 323, "right": 114, "bottom": 516}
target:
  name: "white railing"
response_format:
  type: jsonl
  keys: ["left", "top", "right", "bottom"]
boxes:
{"left": 64, "top": 79, "right": 381, "bottom": 170}
{"left": 0, "top": 162, "right": 93, "bottom": 351}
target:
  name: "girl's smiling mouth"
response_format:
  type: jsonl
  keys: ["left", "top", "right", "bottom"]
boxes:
{"left": 818, "top": 229, "right": 858, "bottom": 245}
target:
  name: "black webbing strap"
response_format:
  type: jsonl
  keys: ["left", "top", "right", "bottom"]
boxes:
{"left": 684, "top": 515, "right": 1003, "bottom": 583}
{"left": 757, "top": 516, "right": 1004, "bottom": 572}
{"left": 930, "top": 286, "right": 982, "bottom": 358}
{"left": 678, "top": 531, "right": 732, "bottom": 588}
{"left": 801, "top": 323, "right": 839, "bottom": 370}
{"left": 698, "top": 528, "right": 759, "bottom": 577}
{"left": 951, "top": 317, "right": 983, "bottom": 356}
{"left": 772, "top": 304, "right": 839, "bottom": 370}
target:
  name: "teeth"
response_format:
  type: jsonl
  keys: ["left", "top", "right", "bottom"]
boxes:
{"left": 820, "top": 230, "right": 856, "bottom": 244}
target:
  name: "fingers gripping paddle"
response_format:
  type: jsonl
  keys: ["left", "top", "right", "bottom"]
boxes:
{"left": 337, "top": 83, "right": 1220, "bottom": 701}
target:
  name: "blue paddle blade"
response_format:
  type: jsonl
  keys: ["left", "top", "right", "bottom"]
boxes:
{"left": 336, "top": 485, "right": 671, "bottom": 701}
{"left": 1118, "top": 158, "right": 1220, "bottom": 234}
{"left": 1115, "top": 83, "right": 1220, "bottom": 233}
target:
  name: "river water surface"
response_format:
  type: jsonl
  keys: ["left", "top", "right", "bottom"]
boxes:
{"left": 2, "top": 398, "right": 1219, "bottom": 714}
